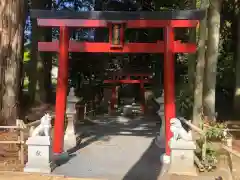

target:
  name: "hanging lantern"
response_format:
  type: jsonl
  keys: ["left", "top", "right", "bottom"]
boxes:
{"left": 108, "top": 22, "right": 125, "bottom": 48}
{"left": 112, "top": 24, "right": 121, "bottom": 45}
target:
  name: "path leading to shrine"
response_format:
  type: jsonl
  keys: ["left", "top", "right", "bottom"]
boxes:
{"left": 53, "top": 115, "right": 168, "bottom": 180}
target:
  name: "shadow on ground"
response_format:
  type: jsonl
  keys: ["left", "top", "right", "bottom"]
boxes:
{"left": 75, "top": 114, "right": 162, "bottom": 150}
{"left": 122, "top": 140, "right": 165, "bottom": 180}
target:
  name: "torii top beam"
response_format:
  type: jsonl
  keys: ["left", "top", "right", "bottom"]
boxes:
{"left": 30, "top": 10, "right": 205, "bottom": 21}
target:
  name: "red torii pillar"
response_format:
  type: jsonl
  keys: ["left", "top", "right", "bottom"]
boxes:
{"left": 164, "top": 25, "right": 175, "bottom": 158}
{"left": 53, "top": 27, "right": 69, "bottom": 154}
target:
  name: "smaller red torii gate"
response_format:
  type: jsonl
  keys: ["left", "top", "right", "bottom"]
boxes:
{"left": 30, "top": 10, "right": 205, "bottom": 161}
{"left": 104, "top": 73, "right": 152, "bottom": 113}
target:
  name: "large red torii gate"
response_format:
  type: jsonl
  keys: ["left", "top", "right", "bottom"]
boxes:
{"left": 30, "top": 10, "right": 205, "bottom": 160}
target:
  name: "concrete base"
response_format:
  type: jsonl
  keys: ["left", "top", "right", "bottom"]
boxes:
{"left": 64, "top": 134, "right": 77, "bottom": 152}
{"left": 24, "top": 136, "right": 55, "bottom": 174}
{"left": 24, "top": 161, "right": 56, "bottom": 174}
{"left": 160, "top": 153, "right": 171, "bottom": 164}
{"left": 53, "top": 152, "right": 70, "bottom": 161}
{"left": 64, "top": 114, "right": 78, "bottom": 151}
{"left": 169, "top": 139, "right": 197, "bottom": 176}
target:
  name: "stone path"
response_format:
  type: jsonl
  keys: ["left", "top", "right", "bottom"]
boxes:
{"left": 53, "top": 115, "right": 168, "bottom": 180}
{"left": 52, "top": 115, "right": 230, "bottom": 180}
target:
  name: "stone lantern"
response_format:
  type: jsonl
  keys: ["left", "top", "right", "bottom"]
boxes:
{"left": 64, "top": 87, "right": 80, "bottom": 151}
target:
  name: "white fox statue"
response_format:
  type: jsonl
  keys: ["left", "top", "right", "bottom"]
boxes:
{"left": 30, "top": 113, "right": 52, "bottom": 137}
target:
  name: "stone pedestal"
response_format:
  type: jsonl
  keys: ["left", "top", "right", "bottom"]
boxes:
{"left": 169, "top": 139, "right": 197, "bottom": 176}
{"left": 64, "top": 87, "right": 79, "bottom": 151}
{"left": 64, "top": 115, "right": 77, "bottom": 151}
{"left": 156, "top": 109, "right": 165, "bottom": 149}
{"left": 155, "top": 94, "right": 165, "bottom": 149}
{"left": 122, "top": 105, "right": 133, "bottom": 116}
{"left": 24, "top": 136, "right": 55, "bottom": 173}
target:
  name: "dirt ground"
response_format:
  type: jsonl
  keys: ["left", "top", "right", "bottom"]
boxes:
{"left": 0, "top": 172, "right": 104, "bottom": 180}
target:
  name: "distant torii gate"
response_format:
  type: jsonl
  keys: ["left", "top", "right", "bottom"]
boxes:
{"left": 30, "top": 10, "right": 205, "bottom": 160}
{"left": 104, "top": 73, "right": 152, "bottom": 113}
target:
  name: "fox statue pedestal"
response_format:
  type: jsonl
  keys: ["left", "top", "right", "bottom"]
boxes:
{"left": 169, "top": 139, "right": 197, "bottom": 176}
{"left": 24, "top": 113, "right": 55, "bottom": 173}
{"left": 168, "top": 118, "right": 197, "bottom": 176}
{"left": 24, "top": 136, "right": 55, "bottom": 173}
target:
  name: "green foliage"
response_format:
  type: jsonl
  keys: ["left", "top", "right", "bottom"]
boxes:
{"left": 24, "top": 50, "right": 30, "bottom": 63}
{"left": 197, "top": 121, "right": 229, "bottom": 171}
{"left": 205, "top": 122, "right": 227, "bottom": 140}
{"left": 176, "top": 89, "right": 193, "bottom": 118}
{"left": 202, "top": 142, "right": 218, "bottom": 170}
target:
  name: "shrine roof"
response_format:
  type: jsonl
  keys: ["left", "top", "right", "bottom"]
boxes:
{"left": 30, "top": 10, "right": 205, "bottom": 20}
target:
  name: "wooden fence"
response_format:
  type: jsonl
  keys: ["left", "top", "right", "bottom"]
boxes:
{"left": 0, "top": 120, "right": 25, "bottom": 165}
{"left": 0, "top": 119, "right": 43, "bottom": 165}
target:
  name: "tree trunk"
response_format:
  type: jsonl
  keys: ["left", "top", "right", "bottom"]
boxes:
{"left": 43, "top": 30, "right": 53, "bottom": 102}
{"left": 28, "top": 16, "right": 45, "bottom": 103}
{"left": 203, "top": 0, "right": 222, "bottom": 121}
{"left": 234, "top": 15, "right": 240, "bottom": 115}
{"left": 187, "top": 0, "right": 196, "bottom": 92}
{"left": 0, "top": 0, "right": 26, "bottom": 125}
{"left": 192, "top": 0, "right": 208, "bottom": 126}
{"left": 28, "top": 0, "right": 52, "bottom": 104}
{"left": 43, "top": 0, "right": 52, "bottom": 102}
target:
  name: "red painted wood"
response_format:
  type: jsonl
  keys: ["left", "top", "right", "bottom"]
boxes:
{"left": 53, "top": 26, "right": 69, "bottom": 154}
{"left": 38, "top": 41, "right": 196, "bottom": 53}
{"left": 37, "top": 19, "right": 198, "bottom": 28}
{"left": 110, "top": 73, "right": 152, "bottom": 77}
{"left": 164, "top": 23, "right": 175, "bottom": 156}
{"left": 127, "top": 20, "right": 198, "bottom": 28}
{"left": 104, "top": 80, "right": 151, "bottom": 84}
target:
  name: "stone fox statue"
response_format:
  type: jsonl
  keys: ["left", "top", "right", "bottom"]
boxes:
{"left": 31, "top": 113, "right": 52, "bottom": 137}
{"left": 170, "top": 117, "right": 192, "bottom": 141}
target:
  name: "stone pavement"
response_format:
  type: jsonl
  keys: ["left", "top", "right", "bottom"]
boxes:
{"left": 52, "top": 115, "right": 227, "bottom": 180}
{"left": 53, "top": 115, "right": 168, "bottom": 180}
